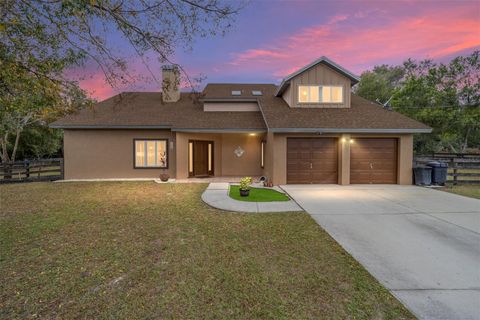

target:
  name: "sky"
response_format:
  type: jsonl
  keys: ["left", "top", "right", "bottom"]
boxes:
{"left": 77, "top": 0, "right": 480, "bottom": 100}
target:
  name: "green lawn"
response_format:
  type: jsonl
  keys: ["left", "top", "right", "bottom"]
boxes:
{"left": 0, "top": 182, "right": 413, "bottom": 319}
{"left": 440, "top": 184, "right": 480, "bottom": 199}
{"left": 229, "top": 185, "right": 290, "bottom": 202}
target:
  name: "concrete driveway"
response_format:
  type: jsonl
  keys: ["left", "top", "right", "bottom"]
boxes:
{"left": 281, "top": 185, "right": 480, "bottom": 320}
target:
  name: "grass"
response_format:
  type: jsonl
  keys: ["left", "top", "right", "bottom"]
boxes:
{"left": 0, "top": 182, "right": 413, "bottom": 319}
{"left": 447, "top": 168, "right": 480, "bottom": 181}
{"left": 439, "top": 184, "right": 480, "bottom": 199}
{"left": 229, "top": 185, "right": 290, "bottom": 202}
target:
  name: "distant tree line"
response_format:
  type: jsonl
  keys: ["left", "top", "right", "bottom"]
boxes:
{"left": 355, "top": 51, "right": 480, "bottom": 154}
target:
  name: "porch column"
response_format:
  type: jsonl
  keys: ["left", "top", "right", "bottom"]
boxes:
{"left": 398, "top": 134, "right": 413, "bottom": 185}
{"left": 339, "top": 134, "right": 351, "bottom": 185}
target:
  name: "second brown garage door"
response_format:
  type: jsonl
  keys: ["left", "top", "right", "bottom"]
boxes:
{"left": 350, "top": 138, "right": 398, "bottom": 184}
{"left": 287, "top": 138, "right": 338, "bottom": 184}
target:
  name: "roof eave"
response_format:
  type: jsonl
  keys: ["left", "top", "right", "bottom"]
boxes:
{"left": 270, "top": 128, "right": 432, "bottom": 134}
{"left": 199, "top": 98, "right": 259, "bottom": 102}
{"left": 49, "top": 124, "right": 172, "bottom": 129}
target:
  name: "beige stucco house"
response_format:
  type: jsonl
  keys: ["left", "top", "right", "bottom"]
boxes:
{"left": 51, "top": 57, "right": 431, "bottom": 185}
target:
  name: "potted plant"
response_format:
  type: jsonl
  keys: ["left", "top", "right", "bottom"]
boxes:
{"left": 159, "top": 152, "right": 169, "bottom": 182}
{"left": 239, "top": 177, "right": 252, "bottom": 197}
{"left": 159, "top": 170, "right": 169, "bottom": 182}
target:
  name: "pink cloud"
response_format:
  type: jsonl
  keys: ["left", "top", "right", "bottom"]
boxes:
{"left": 226, "top": 7, "right": 479, "bottom": 79}
{"left": 78, "top": 72, "right": 116, "bottom": 101}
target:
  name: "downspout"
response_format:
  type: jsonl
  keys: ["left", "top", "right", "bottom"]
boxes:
{"left": 257, "top": 99, "right": 274, "bottom": 184}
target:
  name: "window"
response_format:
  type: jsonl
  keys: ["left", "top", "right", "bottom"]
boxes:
{"left": 231, "top": 90, "right": 241, "bottom": 96}
{"left": 188, "top": 141, "right": 194, "bottom": 174}
{"left": 134, "top": 139, "right": 168, "bottom": 168}
{"left": 252, "top": 90, "right": 262, "bottom": 96}
{"left": 298, "top": 85, "right": 343, "bottom": 103}
{"left": 261, "top": 141, "right": 265, "bottom": 168}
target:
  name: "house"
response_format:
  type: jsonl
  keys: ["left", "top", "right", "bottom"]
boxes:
{"left": 50, "top": 57, "right": 431, "bottom": 185}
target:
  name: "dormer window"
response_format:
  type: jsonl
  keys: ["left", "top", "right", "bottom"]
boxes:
{"left": 231, "top": 90, "right": 241, "bottom": 96}
{"left": 298, "top": 85, "right": 343, "bottom": 103}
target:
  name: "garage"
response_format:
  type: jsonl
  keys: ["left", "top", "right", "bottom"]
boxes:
{"left": 287, "top": 138, "right": 338, "bottom": 184}
{"left": 350, "top": 138, "right": 398, "bottom": 184}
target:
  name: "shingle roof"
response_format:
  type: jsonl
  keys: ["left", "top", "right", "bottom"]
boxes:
{"left": 260, "top": 92, "right": 431, "bottom": 132}
{"left": 50, "top": 92, "right": 267, "bottom": 130}
{"left": 51, "top": 84, "right": 431, "bottom": 133}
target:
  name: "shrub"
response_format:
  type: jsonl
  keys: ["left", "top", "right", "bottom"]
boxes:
{"left": 239, "top": 177, "right": 252, "bottom": 190}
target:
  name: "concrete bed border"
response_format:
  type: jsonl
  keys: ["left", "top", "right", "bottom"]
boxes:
{"left": 201, "top": 183, "right": 303, "bottom": 213}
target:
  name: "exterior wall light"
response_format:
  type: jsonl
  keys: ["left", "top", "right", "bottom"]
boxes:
{"left": 349, "top": 139, "right": 354, "bottom": 143}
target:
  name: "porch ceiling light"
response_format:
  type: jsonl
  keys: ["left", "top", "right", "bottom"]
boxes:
{"left": 249, "top": 133, "right": 256, "bottom": 136}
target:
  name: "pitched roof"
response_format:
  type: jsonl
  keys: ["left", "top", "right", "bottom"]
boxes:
{"left": 50, "top": 92, "right": 267, "bottom": 131}
{"left": 51, "top": 84, "right": 431, "bottom": 133}
{"left": 258, "top": 92, "right": 431, "bottom": 133}
{"left": 275, "top": 56, "right": 360, "bottom": 96}
{"left": 202, "top": 83, "right": 276, "bottom": 100}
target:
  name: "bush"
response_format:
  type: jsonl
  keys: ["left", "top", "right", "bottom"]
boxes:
{"left": 239, "top": 177, "right": 252, "bottom": 190}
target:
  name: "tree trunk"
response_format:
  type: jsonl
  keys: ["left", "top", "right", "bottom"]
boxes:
{"left": 461, "top": 127, "right": 471, "bottom": 153}
{"left": 447, "top": 142, "right": 458, "bottom": 154}
{"left": 0, "top": 133, "right": 10, "bottom": 163}
{"left": 10, "top": 128, "right": 21, "bottom": 163}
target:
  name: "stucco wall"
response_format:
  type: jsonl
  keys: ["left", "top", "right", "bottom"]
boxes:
{"left": 269, "top": 133, "right": 413, "bottom": 185}
{"left": 175, "top": 132, "right": 264, "bottom": 179}
{"left": 63, "top": 129, "right": 175, "bottom": 179}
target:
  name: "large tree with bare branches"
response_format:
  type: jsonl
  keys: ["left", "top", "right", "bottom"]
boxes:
{"left": 0, "top": 0, "right": 243, "bottom": 162}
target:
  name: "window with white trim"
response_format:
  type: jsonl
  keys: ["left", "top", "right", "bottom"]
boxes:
{"left": 134, "top": 139, "right": 168, "bottom": 168}
{"left": 298, "top": 85, "right": 343, "bottom": 103}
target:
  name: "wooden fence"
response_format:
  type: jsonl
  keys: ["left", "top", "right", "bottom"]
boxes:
{"left": 0, "top": 158, "right": 63, "bottom": 183}
{"left": 415, "top": 153, "right": 480, "bottom": 185}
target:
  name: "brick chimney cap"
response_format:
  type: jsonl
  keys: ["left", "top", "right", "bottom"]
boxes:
{"left": 162, "top": 65, "right": 178, "bottom": 71}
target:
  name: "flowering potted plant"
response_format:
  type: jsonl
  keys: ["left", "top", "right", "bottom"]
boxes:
{"left": 239, "top": 177, "right": 252, "bottom": 197}
{"left": 159, "top": 151, "right": 169, "bottom": 182}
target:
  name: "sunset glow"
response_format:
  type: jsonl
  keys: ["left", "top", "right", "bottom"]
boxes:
{"left": 76, "top": 0, "right": 480, "bottom": 100}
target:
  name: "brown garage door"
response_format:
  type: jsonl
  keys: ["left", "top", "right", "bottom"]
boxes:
{"left": 350, "top": 138, "right": 397, "bottom": 184}
{"left": 287, "top": 138, "right": 338, "bottom": 184}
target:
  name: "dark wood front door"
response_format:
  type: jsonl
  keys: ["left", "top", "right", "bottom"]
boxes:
{"left": 287, "top": 138, "right": 338, "bottom": 184}
{"left": 191, "top": 140, "right": 214, "bottom": 177}
{"left": 350, "top": 138, "right": 397, "bottom": 184}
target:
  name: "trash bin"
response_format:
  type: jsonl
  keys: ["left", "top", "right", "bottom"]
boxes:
{"left": 427, "top": 161, "right": 448, "bottom": 185}
{"left": 413, "top": 166, "right": 432, "bottom": 185}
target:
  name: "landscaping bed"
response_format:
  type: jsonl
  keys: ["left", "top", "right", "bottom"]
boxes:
{"left": 229, "top": 185, "right": 290, "bottom": 202}
{"left": 0, "top": 182, "right": 413, "bottom": 319}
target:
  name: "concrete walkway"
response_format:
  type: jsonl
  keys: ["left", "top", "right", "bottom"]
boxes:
{"left": 282, "top": 184, "right": 480, "bottom": 320}
{"left": 201, "top": 183, "right": 302, "bottom": 213}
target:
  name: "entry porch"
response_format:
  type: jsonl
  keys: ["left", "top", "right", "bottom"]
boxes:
{"left": 175, "top": 131, "right": 266, "bottom": 180}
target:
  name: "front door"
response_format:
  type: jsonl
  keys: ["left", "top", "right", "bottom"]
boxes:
{"left": 191, "top": 140, "right": 214, "bottom": 177}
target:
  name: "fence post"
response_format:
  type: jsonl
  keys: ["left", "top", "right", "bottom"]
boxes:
{"left": 451, "top": 159, "right": 457, "bottom": 186}
{"left": 60, "top": 158, "right": 64, "bottom": 180}
{"left": 24, "top": 160, "right": 30, "bottom": 179}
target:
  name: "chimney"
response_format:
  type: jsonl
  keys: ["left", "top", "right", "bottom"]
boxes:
{"left": 162, "top": 65, "right": 180, "bottom": 103}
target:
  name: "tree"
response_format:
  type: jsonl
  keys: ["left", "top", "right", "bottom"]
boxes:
{"left": 355, "top": 51, "right": 480, "bottom": 154}
{"left": 354, "top": 64, "right": 404, "bottom": 103}
{"left": 392, "top": 51, "right": 480, "bottom": 154}
{"left": 0, "top": 0, "right": 243, "bottom": 162}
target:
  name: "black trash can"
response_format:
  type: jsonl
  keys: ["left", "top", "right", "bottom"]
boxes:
{"left": 413, "top": 166, "right": 432, "bottom": 185}
{"left": 427, "top": 161, "right": 449, "bottom": 185}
